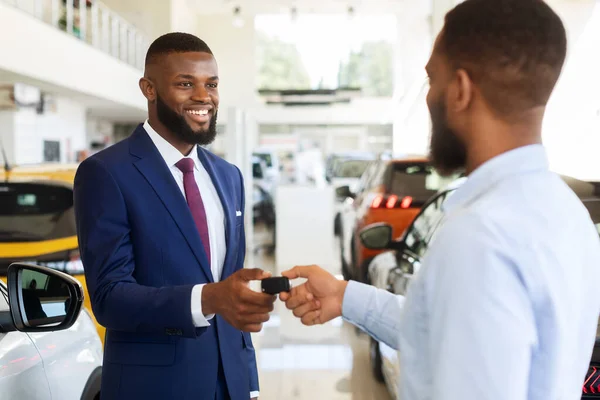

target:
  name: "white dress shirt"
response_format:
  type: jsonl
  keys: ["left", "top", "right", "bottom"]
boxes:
{"left": 343, "top": 145, "right": 600, "bottom": 400}
{"left": 144, "top": 120, "right": 226, "bottom": 326}
{"left": 145, "top": 122, "right": 259, "bottom": 398}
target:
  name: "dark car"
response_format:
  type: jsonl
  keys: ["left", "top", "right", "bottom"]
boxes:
{"left": 359, "top": 175, "right": 600, "bottom": 399}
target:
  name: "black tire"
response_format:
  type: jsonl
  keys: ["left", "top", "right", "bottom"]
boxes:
{"left": 370, "top": 337, "right": 385, "bottom": 383}
{"left": 340, "top": 231, "right": 351, "bottom": 281}
{"left": 81, "top": 367, "right": 102, "bottom": 400}
{"left": 334, "top": 214, "right": 341, "bottom": 236}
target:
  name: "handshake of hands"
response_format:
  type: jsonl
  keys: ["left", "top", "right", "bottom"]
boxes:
{"left": 206, "top": 266, "right": 348, "bottom": 332}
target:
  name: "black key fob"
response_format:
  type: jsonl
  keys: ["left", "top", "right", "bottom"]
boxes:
{"left": 261, "top": 277, "right": 291, "bottom": 295}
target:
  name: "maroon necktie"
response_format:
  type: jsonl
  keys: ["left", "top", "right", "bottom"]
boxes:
{"left": 176, "top": 158, "right": 211, "bottom": 266}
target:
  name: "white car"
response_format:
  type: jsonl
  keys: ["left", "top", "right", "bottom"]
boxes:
{"left": 0, "top": 263, "right": 102, "bottom": 400}
{"left": 253, "top": 149, "right": 281, "bottom": 183}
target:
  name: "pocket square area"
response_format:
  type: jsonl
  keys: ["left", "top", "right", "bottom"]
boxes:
{"left": 236, "top": 211, "right": 242, "bottom": 216}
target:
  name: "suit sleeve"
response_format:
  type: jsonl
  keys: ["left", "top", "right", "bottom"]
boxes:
{"left": 74, "top": 157, "right": 205, "bottom": 338}
{"left": 234, "top": 165, "right": 260, "bottom": 394}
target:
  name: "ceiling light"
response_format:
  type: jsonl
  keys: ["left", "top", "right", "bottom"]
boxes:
{"left": 290, "top": 7, "right": 297, "bottom": 22}
{"left": 233, "top": 6, "right": 244, "bottom": 28}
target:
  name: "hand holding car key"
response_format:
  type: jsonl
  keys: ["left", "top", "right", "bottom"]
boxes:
{"left": 260, "top": 276, "right": 291, "bottom": 295}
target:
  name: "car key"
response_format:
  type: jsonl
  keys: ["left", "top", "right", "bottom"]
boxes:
{"left": 261, "top": 277, "right": 291, "bottom": 295}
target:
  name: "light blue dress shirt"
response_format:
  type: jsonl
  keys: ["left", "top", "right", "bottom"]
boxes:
{"left": 343, "top": 145, "right": 600, "bottom": 400}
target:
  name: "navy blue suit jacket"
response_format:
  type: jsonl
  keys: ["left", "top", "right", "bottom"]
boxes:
{"left": 74, "top": 125, "right": 258, "bottom": 399}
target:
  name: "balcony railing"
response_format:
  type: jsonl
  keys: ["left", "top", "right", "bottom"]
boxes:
{"left": 2, "top": 0, "right": 149, "bottom": 70}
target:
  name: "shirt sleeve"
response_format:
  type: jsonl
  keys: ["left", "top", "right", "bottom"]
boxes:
{"left": 191, "top": 284, "right": 215, "bottom": 327}
{"left": 427, "top": 213, "right": 537, "bottom": 400}
{"left": 342, "top": 280, "right": 405, "bottom": 350}
{"left": 250, "top": 391, "right": 259, "bottom": 398}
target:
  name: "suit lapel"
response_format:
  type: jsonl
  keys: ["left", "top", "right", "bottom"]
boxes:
{"left": 197, "top": 147, "right": 236, "bottom": 279}
{"left": 128, "top": 126, "right": 213, "bottom": 283}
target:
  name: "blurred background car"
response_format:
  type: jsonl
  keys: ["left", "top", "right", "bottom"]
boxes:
{"left": 337, "top": 156, "right": 458, "bottom": 282}
{"left": 253, "top": 148, "right": 282, "bottom": 183}
{"left": 331, "top": 153, "right": 376, "bottom": 236}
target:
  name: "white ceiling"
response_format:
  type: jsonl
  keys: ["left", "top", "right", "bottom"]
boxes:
{"left": 187, "top": 0, "right": 418, "bottom": 15}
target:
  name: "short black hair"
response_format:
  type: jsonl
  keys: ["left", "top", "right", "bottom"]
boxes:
{"left": 440, "top": 0, "right": 567, "bottom": 117}
{"left": 145, "top": 32, "right": 213, "bottom": 67}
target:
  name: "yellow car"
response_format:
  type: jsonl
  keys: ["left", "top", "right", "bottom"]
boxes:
{"left": 0, "top": 163, "right": 105, "bottom": 344}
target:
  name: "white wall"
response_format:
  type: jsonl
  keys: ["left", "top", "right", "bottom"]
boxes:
{"left": 252, "top": 97, "right": 395, "bottom": 125}
{"left": 1, "top": 89, "right": 87, "bottom": 166}
{"left": 0, "top": 2, "right": 145, "bottom": 112}
{"left": 86, "top": 116, "right": 114, "bottom": 146}
{"left": 196, "top": 15, "right": 258, "bottom": 112}
{"left": 0, "top": 111, "right": 16, "bottom": 165}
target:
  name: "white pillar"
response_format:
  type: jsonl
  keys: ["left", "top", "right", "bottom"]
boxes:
{"left": 431, "top": 0, "right": 461, "bottom": 38}
{"left": 196, "top": 14, "right": 258, "bottom": 120}
{"left": 226, "top": 107, "right": 257, "bottom": 267}
{"left": 392, "top": 6, "right": 434, "bottom": 156}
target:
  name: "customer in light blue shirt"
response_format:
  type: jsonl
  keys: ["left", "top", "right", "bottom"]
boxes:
{"left": 280, "top": 1, "right": 600, "bottom": 399}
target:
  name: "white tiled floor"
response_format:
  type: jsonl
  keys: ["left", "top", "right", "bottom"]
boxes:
{"left": 252, "top": 225, "right": 392, "bottom": 400}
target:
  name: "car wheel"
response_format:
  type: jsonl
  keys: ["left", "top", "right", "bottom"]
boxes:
{"left": 339, "top": 229, "right": 351, "bottom": 281}
{"left": 370, "top": 337, "right": 385, "bottom": 383}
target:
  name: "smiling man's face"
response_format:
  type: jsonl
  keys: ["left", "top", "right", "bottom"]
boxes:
{"left": 147, "top": 51, "right": 220, "bottom": 146}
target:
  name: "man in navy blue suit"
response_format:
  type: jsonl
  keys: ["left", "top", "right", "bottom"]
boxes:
{"left": 74, "top": 32, "right": 276, "bottom": 400}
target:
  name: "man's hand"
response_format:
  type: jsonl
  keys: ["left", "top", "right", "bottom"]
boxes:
{"left": 202, "top": 268, "right": 276, "bottom": 332}
{"left": 279, "top": 265, "right": 348, "bottom": 326}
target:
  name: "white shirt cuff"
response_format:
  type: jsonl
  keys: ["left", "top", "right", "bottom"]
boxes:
{"left": 191, "top": 284, "right": 214, "bottom": 327}
{"left": 250, "top": 391, "right": 260, "bottom": 398}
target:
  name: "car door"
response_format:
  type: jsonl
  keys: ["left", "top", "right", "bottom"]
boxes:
{"left": 340, "top": 161, "right": 380, "bottom": 265}
{"left": 388, "top": 189, "right": 452, "bottom": 296}
{"left": 0, "top": 281, "right": 52, "bottom": 400}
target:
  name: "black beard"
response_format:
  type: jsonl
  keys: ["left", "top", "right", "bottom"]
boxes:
{"left": 156, "top": 94, "right": 218, "bottom": 146}
{"left": 428, "top": 96, "right": 467, "bottom": 176}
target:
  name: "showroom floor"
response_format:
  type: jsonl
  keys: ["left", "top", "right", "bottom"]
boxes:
{"left": 251, "top": 226, "right": 392, "bottom": 400}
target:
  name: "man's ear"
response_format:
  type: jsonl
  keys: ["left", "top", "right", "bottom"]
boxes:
{"left": 139, "top": 77, "right": 156, "bottom": 102}
{"left": 447, "top": 68, "right": 473, "bottom": 114}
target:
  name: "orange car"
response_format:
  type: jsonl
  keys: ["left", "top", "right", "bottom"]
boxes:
{"left": 338, "top": 157, "right": 458, "bottom": 282}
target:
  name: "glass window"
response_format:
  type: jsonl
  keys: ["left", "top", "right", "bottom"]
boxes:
{"left": 254, "top": 153, "right": 273, "bottom": 168}
{"left": 0, "top": 284, "right": 8, "bottom": 312}
{"left": 0, "top": 183, "right": 74, "bottom": 242}
{"left": 404, "top": 190, "right": 453, "bottom": 258}
{"left": 354, "top": 161, "right": 378, "bottom": 194}
{"left": 252, "top": 162, "right": 264, "bottom": 179}
{"left": 333, "top": 159, "right": 372, "bottom": 178}
{"left": 387, "top": 162, "right": 458, "bottom": 205}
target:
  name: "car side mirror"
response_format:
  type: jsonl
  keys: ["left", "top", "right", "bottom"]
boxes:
{"left": 0, "top": 263, "right": 84, "bottom": 333}
{"left": 359, "top": 223, "right": 394, "bottom": 250}
{"left": 335, "top": 185, "right": 354, "bottom": 199}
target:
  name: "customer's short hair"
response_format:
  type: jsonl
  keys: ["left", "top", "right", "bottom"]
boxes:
{"left": 439, "top": 0, "right": 567, "bottom": 117}
{"left": 145, "top": 32, "right": 213, "bottom": 66}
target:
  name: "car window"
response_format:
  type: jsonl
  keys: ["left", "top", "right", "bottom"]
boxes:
{"left": 387, "top": 162, "right": 458, "bottom": 206}
{"left": 0, "top": 182, "right": 75, "bottom": 242}
{"left": 255, "top": 153, "right": 273, "bottom": 168}
{"left": 404, "top": 190, "right": 454, "bottom": 257}
{"left": 252, "top": 162, "right": 264, "bottom": 179}
{"left": 333, "top": 160, "right": 372, "bottom": 178}
{"left": 369, "top": 162, "right": 389, "bottom": 190}
{"left": 354, "top": 161, "right": 378, "bottom": 194}
{"left": 0, "top": 283, "right": 8, "bottom": 312}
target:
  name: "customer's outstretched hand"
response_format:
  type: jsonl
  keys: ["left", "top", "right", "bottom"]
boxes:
{"left": 280, "top": 265, "right": 348, "bottom": 326}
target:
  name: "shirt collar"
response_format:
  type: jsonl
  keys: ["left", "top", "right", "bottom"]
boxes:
{"left": 442, "top": 144, "right": 549, "bottom": 213}
{"left": 143, "top": 120, "right": 201, "bottom": 171}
